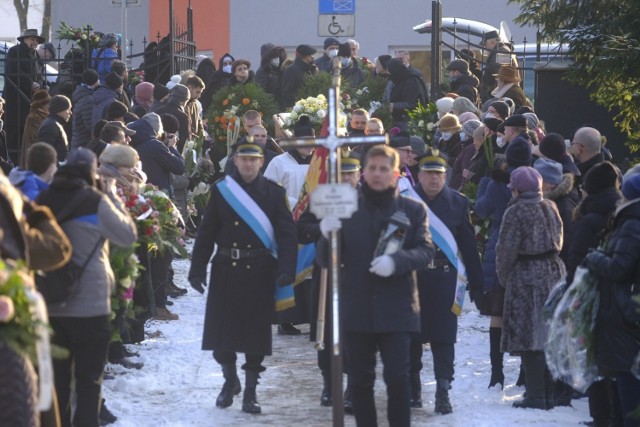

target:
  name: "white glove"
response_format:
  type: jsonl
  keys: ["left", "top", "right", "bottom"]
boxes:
{"left": 319, "top": 215, "right": 342, "bottom": 238}
{"left": 369, "top": 255, "right": 395, "bottom": 277}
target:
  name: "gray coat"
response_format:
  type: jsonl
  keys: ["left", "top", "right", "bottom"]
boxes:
{"left": 496, "top": 194, "right": 565, "bottom": 353}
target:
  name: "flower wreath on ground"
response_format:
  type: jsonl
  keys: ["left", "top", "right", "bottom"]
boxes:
{"left": 208, "top": 83, "right": 278, "bottom": 162}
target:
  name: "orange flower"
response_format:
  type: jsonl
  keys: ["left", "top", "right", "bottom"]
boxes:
{"left": 242, "top": 98, "right": 250, "bottom": 106}
{"left": 214, "top": 116, "right": 220, "bottom": 123}
{"left": 223, "top": 99, "right": 230, "bottom": 106}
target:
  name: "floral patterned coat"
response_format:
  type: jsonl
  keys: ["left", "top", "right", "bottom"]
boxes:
{"left": 496, "top": 194, "right": 565, "bottom": 353}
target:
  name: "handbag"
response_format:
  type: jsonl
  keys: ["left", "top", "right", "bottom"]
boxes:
{"left": 35, "top": 191, "right": 104, "bottom": 309}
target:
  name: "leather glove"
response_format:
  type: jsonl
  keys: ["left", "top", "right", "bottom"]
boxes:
{"left": 275, "top": 273, "right": 295, "bottom": 288}
{"left": 319, "top": 215, "right": 342, "bottom": 239}
{"left": 369, "top": 255, "right": 395, "bottom": 277}
{"left": 189, "top": 276, "right": 207, "bottom": 294}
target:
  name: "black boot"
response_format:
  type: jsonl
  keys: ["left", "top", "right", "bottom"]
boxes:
{"left": 516, "top": 362, "right": 526, "bottom": 387}
{"left": 410, "top": 372, "right": 423, "bottom": 408}
{"left": 99, "top": 398, "right": 117, "bottom": 425}
{"left": 242, "top": 370, "right": 261, "bottom": 414}
{"left": 434, "top": 379, "right": 452, "bottom": 414}
{"left": 344, "top": 385, "right": 353, "bottom": 415}
{"left": 320, "top": 370, "right": 332, "bottom": 406}
{"left": 488, "top": 327, "right": 505, "bottom": 390}
{"left": 216, "top": 364, "right": 241, "bottom": 408}
{"left": 513, "top": 351, "right": 549, "bottom": 410}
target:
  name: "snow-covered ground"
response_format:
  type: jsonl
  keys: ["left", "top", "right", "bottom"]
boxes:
{"left": 103, "top": 253, "right": 592, "bottom": 426}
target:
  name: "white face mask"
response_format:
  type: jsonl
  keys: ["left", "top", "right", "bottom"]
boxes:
{"left": 270, "top": 58, "right": 280, "bottom": 67}
{"left": 341, "top": 57, "right": 351, "bottom": 67}
{"left": 441, "top": 132, "right": 453, "bottom": 141}
{"left": 328, "top": 49, "right": 338, "bottom": 58}
{"left": 222, "top": 64, "right": 232, "bottom": 73}
{"left": 484, "top": 112, "right": 496, "bottom": 120}
{"left": 459, "top": 132, "right": 466, "bottom": 141}
{"left": 496, "top": 136, "right": 506, "bottom": 148}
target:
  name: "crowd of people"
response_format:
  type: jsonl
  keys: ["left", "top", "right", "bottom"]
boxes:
{"left": 1, "top": 26, "right": 640, "bottom": 427}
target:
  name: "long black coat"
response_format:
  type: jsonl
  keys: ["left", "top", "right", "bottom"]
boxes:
{"left": 189, "top": 173, "right": 298, "bottom": 355}
{"left": 279, "top": 57, "right": 317, "bottom": 110}
{"left": 3, "top": 41, "right": 39, "bottom": 162}
{"left": 586, "top": 198, "right": 640, "bottom": 373}
{"left": 37, "top": 114, "right": 69, "bottom": 161}
{"left": 319, "top": 188, "right": 434, "bottom": 333}
{"left": 415, "top": 185, "right": 484, "bottom": 344}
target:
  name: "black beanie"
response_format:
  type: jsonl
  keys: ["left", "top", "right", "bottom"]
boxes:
{"left": 49, "top": 95, "right": 72, "bottom": 114}
{"left": 106, "top": 100, "right": 128, "bottom": 119}
{"left": 294, "top": 115, "right": 314, "bottom": 137}
{"left": 105, "top": 72, "right": 123, "bottom": 90}
{"left": 505, "top": 139, "right": 532, "bottom": 168}
{"left": 82, "top": 68, "right": 99, "bottom": 86}
{"left": 153, "top": 84, "right": 170, "bottom": 101}
{"left": 583, "top": 161, "right": 619, "bottom": 195}
{"left": 489, "top": 101, "right": 509, "bottom": 120}
{"left": 160, "top": 113, "right": 180, "bottom": 134}
{"left": 378, "top": 55, "right": 392, "bottom": 70}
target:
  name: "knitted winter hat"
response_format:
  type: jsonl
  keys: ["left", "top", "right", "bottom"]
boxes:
{"left": 533, "top": 158, "right": 562, "bottom": 185}
{"left": 489, "top": 101, "right": 509, "bottom": 119}
{"left": 508, "top": 166, "right": 542, "bottom": 193}
{"left": 537, "top": 133, "right": 567, "bottom": 163}
{"left": 105, "top": 100, "right": 128, "bottom": 119}
{"left": 105, "top": 72, "right": 123, "bottom": 90}
{"left": 160, "top": 113, "right": 180, "bottom": 134}
{"left": 81, "top": 68, "right": 99, "bottom": 86}
{"left": 584, "top": 161, "right": 620, "bottom": 196}
{"left": 153, "top": 84, "right": 170, "bottom": 101}
{"left": 99, "top": 144, "right": 139, "bottom": 168}
{"left": 135, "top": 81, "right": 154, "bottom": 105}
{"left": 49, "top": 95, "right": 72, "bottom": 114}
{"left": 452, "top": 96, "right": 478, "bottom": 115}
{"left": 170, "top": 83, "right": 190, "bottom": 102}
{"left": 505, "top": 139, "right": 532, "bottom": 168}
{"left": 462, "top": 120, "right": 482, "bottom": 139}
{"left": 141, "top": 112, "right": 163, "bottom": 136}
{"left": 622, "top": 174, "right": 640, "bottom": 201}
{"left": 294, "top": 115, "right": 314, "bottom": 137}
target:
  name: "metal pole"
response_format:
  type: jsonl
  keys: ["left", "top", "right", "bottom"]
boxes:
{"left": 169, "top": 0, "right": 175, "bottom": 76}
{"left": 121, "top": 0, "right": 128, "bottom": 66}
{"left": 430, "top": 0, "right": 442, "bottom": 101}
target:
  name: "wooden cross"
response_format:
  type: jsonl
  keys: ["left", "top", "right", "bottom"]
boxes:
{"left": 277, "top": 59, "right": 388, "bottom": 427}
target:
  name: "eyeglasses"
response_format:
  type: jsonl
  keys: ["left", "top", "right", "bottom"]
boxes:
{"left": 396, "top": 148, "right": 414, "bottom": 154}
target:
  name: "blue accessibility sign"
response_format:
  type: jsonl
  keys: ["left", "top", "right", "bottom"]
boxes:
{"left": 319, "top": 0, "right": 355, "bottom": 14}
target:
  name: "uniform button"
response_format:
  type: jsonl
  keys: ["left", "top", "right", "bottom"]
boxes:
{"left": 247, "top": 244, "right": 252, "bottom": 248}
{"left": 246, "top": 265, "right": 251, "bottom": 269}
{"left": 234, "top": 221, "right": 239, "bottom": 226}
{"left": 232, "top": 242, "right": 238, "bottom": 247}
{"left": 232, "top": 262, "right": 237, "bottom": 267}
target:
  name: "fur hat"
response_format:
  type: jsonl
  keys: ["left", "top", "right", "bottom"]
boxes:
{"left": 533, "top": 158, "right": 562, "bottom": 185}
{"left": 494, "top": 65, "right": 521, "bottom": 83}
{"left": 31, "top": 89, "right": 51, "bottom": 108}
{"left": 622, "top": 174, "right": 640, "bottom": 201}
{"left": 438, "top": 113, "right": 462, "bottom": 132}
{"left": 82, "top": 69, "right": 99, "bottom": 86}
{"left": 49, "top": 95, "right": 71, "bottom": 114}
{"left": 489, "top": 101, "right": 509, "bottom": 119}
{"left": 508, "top": 166, "right": 542, "bottom": 193}
{"left": 141, "top": 112, "right": 163, "bottom": 137}
{"left": 105, "top": 72, "right": 123, "bottom": 90}
{"left": 436, "top": 97, "right": 455, "bottom": 115}
{"left": 294, "top": 115, "right": 314, "bottom": 137}
{"left": 99, "top": 144, "right": 139, "bottom": 168}
{"left": 505, "top": 139, "right": 532, "bottom": 168}
{"left": 584, "top": 161, "right": 620, "bottom": 196}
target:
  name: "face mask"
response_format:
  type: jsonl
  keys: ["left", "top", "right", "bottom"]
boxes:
{"left": 484, "top": 112, "right": 496, "bottom": 120}
{"left": 496, "top": 136, "right": 506, "bottom": 148}
{"left": 449, "top": 74, "right": 459, "bottom": 81}
{"left": 270, "top": 58, "right": 280, "bottom": 67}
{"left": 328, "top": 49, "right": 338, "bottom": 58}
{"left": 459, "top": 132, "right": 466, "bottom": 141}
{"left": 222, "top": 64, "right": 232, "bottom": 73}
{"left": 441, "top": 132, "right": 453, "bottom": 141}
{"left": 341, "top": 57, "right": 351, "bottom": 67}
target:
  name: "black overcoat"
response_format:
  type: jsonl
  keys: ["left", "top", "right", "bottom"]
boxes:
{"left": 319, "top": 189, "right": 434, "bottom": 333}
{"left": 189, "top": 173, "right": 297, "bottom": 355}
{"left": 415, "top": 185, "right": 484, "bottom": 344}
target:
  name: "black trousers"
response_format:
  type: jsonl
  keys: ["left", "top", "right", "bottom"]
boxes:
{"left": 213, "top": 350, "right": 266, "bottom": 373}
{"left": 344, "top": 331, "right": 411, "bottom": 427}
{"left": 410, "top": 336, "right": 455, "bottom": 381}
{"left": 51, "top": 315, "right": 111, "bottom": 427}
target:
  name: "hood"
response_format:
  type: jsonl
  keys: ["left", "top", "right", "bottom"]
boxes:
{"left": 8, "top": 168, "right": 34, "bottom": 186}
{"left": 574, "top": 187, "right": 622, "bottom": 222}
{"left": 128, "top": 119, "right": 157, "bottom": 146}
{"left": 218, "top": 53, "right": 235, "bottom": 70}
{"left": 260, "top": 46, "right": 287, "bottom": 68}
{"left": 545, "top": 173, "right": 574, "bottom": 201}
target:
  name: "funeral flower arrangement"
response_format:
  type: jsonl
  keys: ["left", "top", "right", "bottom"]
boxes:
{"left": 284, "top": 94, "right": 348, "bottom": 134}
{"left": 109, "top": 246, "right": 142, "bottom": 340}
{"left": 56, "top": 21, "right": 101, "bottom": 48}
{"left": 183, "top": 133, "right": 216, "bottom": 212}
{"left": 406, "top": 101, "right": 439, "bottom": 145}
{"left": 0, "top": 260, "right": 41, "bottom": 360}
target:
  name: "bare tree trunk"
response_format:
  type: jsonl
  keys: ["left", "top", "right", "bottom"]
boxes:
{"left": 13, "top": 0, "right": 29, "bottom": 33}
{"left": 41, "top": 0, "right": 51, "bottom": 42}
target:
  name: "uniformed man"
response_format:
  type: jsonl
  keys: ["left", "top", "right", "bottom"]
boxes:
{"left": 409, "top": 148, "right": 484, "bottom": 414}
{"left": 188, "top": 141, "right": 298, "bottom": 414}
{"left": 297, "top": 150, "right": 361, "bottom": 409}
{"left": 318, "top": 144, "right": 434, "bottom": 426}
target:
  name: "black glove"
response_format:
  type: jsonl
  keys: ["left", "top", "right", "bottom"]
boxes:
{"left": 469, "top": 287, "right": 485, "bottom": 311}
{"left": 275, "top": 273, "right": 295, "bottom": 288}
{"left": 189, "top": 276, "right": 207, "bottom": 294}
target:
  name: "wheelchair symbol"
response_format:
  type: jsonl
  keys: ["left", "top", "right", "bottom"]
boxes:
{"left": 328, "top": 15, "right": 345, "bottom": 35}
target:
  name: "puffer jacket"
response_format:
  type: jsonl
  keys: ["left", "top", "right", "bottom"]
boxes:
{"left": 71, "top": 84, "right": 95, "bottom": 148}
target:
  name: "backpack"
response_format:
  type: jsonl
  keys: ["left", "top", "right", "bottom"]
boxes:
{"left": 35, "top": 192, "right": 104, "bottom": 309}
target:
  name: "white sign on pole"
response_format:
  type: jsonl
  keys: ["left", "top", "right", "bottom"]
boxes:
{"left": 318, "top": 14, "right": 355, "bottom": 37}
{"left": 110, "top": 0, "right": 142, "bottom": 7}
{"left": 310, "top": 183, "right": 358, "bottom": 219}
